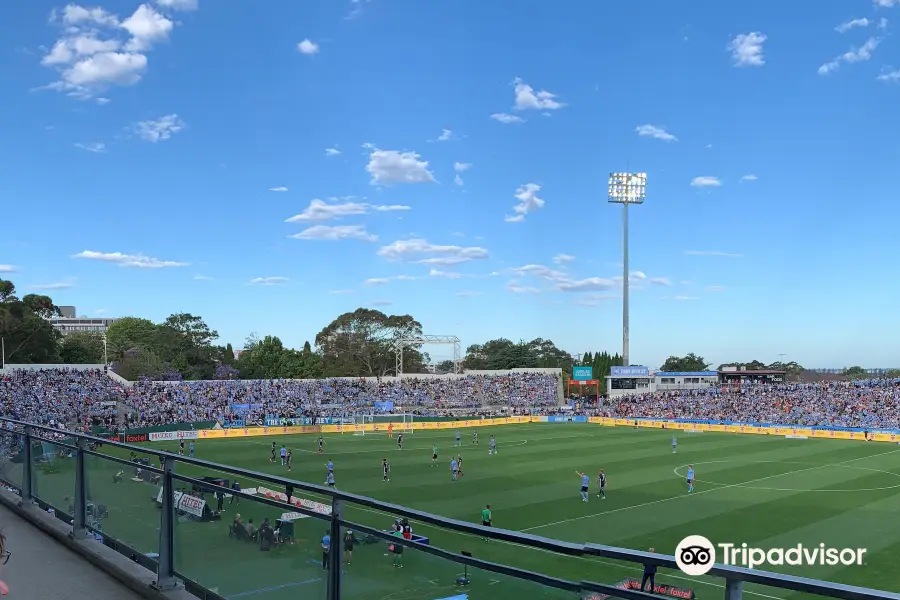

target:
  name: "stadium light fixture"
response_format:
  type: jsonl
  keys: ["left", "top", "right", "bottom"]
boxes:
{"left": 608, "top": 172, "right": 647, "bottom": 367}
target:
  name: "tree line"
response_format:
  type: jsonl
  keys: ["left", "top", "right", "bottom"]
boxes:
{"left": 3, "top": 277, "right": 893, "bottom": 383}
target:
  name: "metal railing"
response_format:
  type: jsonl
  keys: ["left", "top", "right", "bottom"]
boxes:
{"left": 1, "top": 416, "right": 898, "bottom": 600}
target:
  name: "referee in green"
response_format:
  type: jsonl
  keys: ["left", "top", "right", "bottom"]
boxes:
{"left": 481, "top": 504, "right": 492, "bottom": 541}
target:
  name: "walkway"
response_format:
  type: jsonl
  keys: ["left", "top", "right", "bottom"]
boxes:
{"left": 0, "top": 502, "right": 145, "bottom": 600}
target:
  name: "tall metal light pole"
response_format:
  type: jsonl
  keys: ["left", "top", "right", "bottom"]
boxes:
{"left": 608, "top": 172, "right": 647, "bottom": 367}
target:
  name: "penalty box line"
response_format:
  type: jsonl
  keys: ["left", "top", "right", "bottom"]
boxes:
{"left": 521, "top": 447, "right": 900, "bottom": 532}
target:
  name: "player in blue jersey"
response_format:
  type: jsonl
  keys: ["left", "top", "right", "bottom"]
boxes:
{"left": 455, "top": 430, "right": 461, "bottom": 446}
{"left": 576, "top": 471, "right": 590, "bottom": 502}
{"left": 489, "top": 435, "right": 497, "bottom": 455}
{"left": 326, "top": 471, "right": 336, "bottom": 488}
{"left": 450, "top": 457, "right": 459, "bottom": 481}
{"left": 686, "top": 465, "right": 694, "bottom": 493}
{"left": 672, "top": 436, "right": 677, "bottom": 454}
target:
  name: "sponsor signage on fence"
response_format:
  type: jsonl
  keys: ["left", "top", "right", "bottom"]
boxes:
{"left": 149, "top": 430, "right": 200, "bottom": 442}
{"left": 610, "top": 366, "right": 650, "bottom": 377}
{"left": 124, "top": 433, "right": 148, "bottom": 443}
{"left": 155, "top": 488, "right": 207, "bottom": 518}
{"left": 572, "top": 366, "right": 593, "bottom": 381}
{"left": 257, "top": 486, "right": 332, "bottom": 516}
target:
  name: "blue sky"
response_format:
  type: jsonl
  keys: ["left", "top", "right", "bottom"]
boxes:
{"left": 2, "top": 0, "right": 899, "bottom": 369}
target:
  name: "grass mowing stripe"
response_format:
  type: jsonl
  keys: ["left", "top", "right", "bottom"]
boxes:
{"left": 521, "top": 447, "right": 900, "bottom": 532}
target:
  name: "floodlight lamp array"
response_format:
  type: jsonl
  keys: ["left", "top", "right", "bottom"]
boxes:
{"left": 608, "top": 172, "right": 647, "bottom": 204}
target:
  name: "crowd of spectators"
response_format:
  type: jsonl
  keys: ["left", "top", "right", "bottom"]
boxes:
{"left": 599, "top": 380, "right": 900, "bottom": 430}
{"left": 5, "top": 368, "right": 897, "bottom": 432}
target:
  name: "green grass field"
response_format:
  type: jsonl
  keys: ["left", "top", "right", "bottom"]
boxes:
{"left": 17, "top": 424, "right": 900, "bottom": 600}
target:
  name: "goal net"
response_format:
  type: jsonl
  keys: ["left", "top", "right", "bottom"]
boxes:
{"left": 351, "top": 415, "right": 374, "bottom": 436}
{"left": 345, "top": 414, "right": 417, "bottom": 435}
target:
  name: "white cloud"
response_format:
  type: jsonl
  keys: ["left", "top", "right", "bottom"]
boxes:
{"left": 557, "top": 277, "right": 619, "bottom": 293}
{"left": 297, "top": 39, "right": 319, "bottom": 55}
{"left": 122, "top": 4, "right": 174, "bottom": 52}
{"left": 506, "top": 281, "right": 541, "bottom": 294}
{"left": 0, "top": 265, "right": 16, "bottom": 273}
{"left": 94, "top": 309, "right": 107, "bottom": 314}
{"left": 666, "top": 295, "right": 700, "bottom": 301}
{"left": 285, "top": 199, "right": 410, "bottom": 223}
{"left": 705, "top": 285, "right": 726, "bottom": 292}
{"left": 429, "top": 269, "right": 461, "bottom": 279}
{"left": 250, "top": 277, "right": 288, "bottom": 285}
{"left": 454, "top": 174, "right": 465, "bottom": 186}
{"left": 325, "top": 148, "right": 341, "bottom": 156}
{"left": 269, "top": 186, "right": 289, "bottom": 192}
{"left": 290, "top": 225, "right": 378, "bottom": 242}
{"left": 456, "top": 291, "right": 482, "bottom": 297}
{"left": 192, "top": 275, "right": 213, "bottom": 280}
{"left": 818, "top": 37, "right": 880, "bottom": 75}
{"left": 691, "top": 176, "right": 721, "bottom": 187}
{"left": 329, "top": 289, "right": 356, "bottom": 295}
{"left": 739, "top": 174, "right": 758, "bottom": 182}
{"left": 454, "top": 162, "right": 471, "bottom": 172}
{"left": 651, "top": 277, "right": 673, "bottom": 286}
{"left": 363, "top": 278, "right": 390, "bottom": 286}
{"left": 575, "top": 293, "right": 617, "bottom": 307}
{"left": 491, "top": 113, "right": 524, "bottom": 124}
{"left": 437, "top": 129, "right": 452, "bottom": 141}
{"left": 728, "top": 32, "right": 767, "bottom": 67}
{"left": 877, "top": 69, "right": 900, "bottom": 82}
{"left": 59, "top": 5, "right": 120, "bottom": 28}
{"left": 75, "top": 142, "right": 106, "bottom": 153}
{"left": 874, "top": 0, "right": 899, "bottom": 6}
{"left": 156, "top": 0, "right": 199, "bottom": 10}
{"left": 878, "top": 17, "right": 889, "bottom": 28}
{"left": 511, "top": 264, "right": 570, "bottom": 283}
{"left": 135, "top": 114, "right": 184, "bottom": 142}
{"left": 57, "top": 52, "right": 148, "bottom": 91}
{"left": 370, "top": 300, "right": 393, "bottom": 307}
{"left": 366, "top": 148, "right": 435, "bottom": 185}
{"left": 378, "top": 238, "right": 489, "bottom": 265}
{"left": 72, "top": 250, "right": 187, "bottom": 268}
{"left": 512, "top": 78, "right": 565, "bottom": 111}
{"left": 31, "top": 282, "right": 75, "bottom": 290}
{"left": 553, "top": 253, "right": 575, "bottom": 265}
{"left": 685, "top": 250, "right": 743, "bottom": 257}
{"left": 505, "top": 183, "right": 545, "bottom": 223}
{"left": 635, "top": 124, "right": 677, "bottom": 142}
{"left": 836, "top": 18, "right": 870, "bottom": 33}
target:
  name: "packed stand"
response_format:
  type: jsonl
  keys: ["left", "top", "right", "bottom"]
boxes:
{"left": 600, "top": 380, "right": 900, "bottom": 430}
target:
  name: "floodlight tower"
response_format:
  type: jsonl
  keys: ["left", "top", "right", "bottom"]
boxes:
{"left": 608, "top": 172, "right": 647, "bottom": 367}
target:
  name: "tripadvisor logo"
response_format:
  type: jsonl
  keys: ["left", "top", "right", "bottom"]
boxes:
{"left": 675, "top": 535, "right": 867, "bottom": 575}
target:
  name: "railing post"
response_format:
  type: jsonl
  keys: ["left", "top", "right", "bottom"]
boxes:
{"left": 20, "top": 427, "right": 33, "bottom": 505}
{"left": 153, "top": 457, "right": 178, "bottom": 591}
{"left": 327, "top": 498, "right": 344, "bottom": 600}
{"left": 70, "top": 438, "right": 88, "bottom": 539}
{"left": 725, "top": 578, "right": 743, "bottom": 600}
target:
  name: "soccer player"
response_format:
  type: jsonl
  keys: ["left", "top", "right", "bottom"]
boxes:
{"left": 455, "top": 430, "right": 461, "bottom": 446}
{"left": 672, "top": 436, "right": 677, "bottom": 454}
{"left": 686, "top": 465, "right": 694, "bottom": 493}
{"left": 343, "top": 529, "right": 355, "bottom": 565}
{"left": 270, "top": 441, "right": 277, "bottom": 463}
{"left": 576, "top": 471, "right": 590, "bottom": 502}
{"left": 597, "top": 469, "right": 607, "bottom": 499}
{"left": 481, "top": 504, "right": 492, "bottom": 541}
{"left": 326, "top": 459, "right": 334, "bottom": 474}
{"left": 326, "top": 471, "right": 336, "bottom": 488}
{"left": 388, "top": 423, "right": 394, "bottom": 438}
{"left": 456, "top": 455, "right": 464, "bottom": 477}
{"left": 321, "top": 530, "right": 331, "bottom": 571}
{"left": 286, "top": 448, "right": 293, "bottom": 472}
{"left": 472, "top": 431, "right": 478, "bottom": 445}
{"left": 280, "top": 445, "right": 287, "bottom": 466}
{"left": 179, "top": 439, "right": 185, "bottom": 456}
{"left": 450, "top": 457, "right": 459, "bottom": 481}
{"left": 489, "top": 435, "right": 497, "bottom": 455}
{"left": 382, "top": 458, "right": 391, "bottom": 482}
{"left": 317, "top": 437, "right": 325, "bottom": 454}
{"left": 189, "top": 441, "right": 195, "bottom": 458}
{"left": 397, "top": 432, "right": 404, "bottom": 450}
{"left": 431, "top": 445, "right": 438, "bottom": 467}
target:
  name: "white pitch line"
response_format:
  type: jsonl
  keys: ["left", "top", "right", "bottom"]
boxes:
{"left": 522, "top": 447, "right": 900, "bottom": 532}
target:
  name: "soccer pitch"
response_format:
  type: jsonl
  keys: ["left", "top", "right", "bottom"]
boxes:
{"left": 30, "top": 424, "right": 900, "bottom": 600}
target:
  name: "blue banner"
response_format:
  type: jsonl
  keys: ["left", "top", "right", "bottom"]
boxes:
{"left": 373, "top": 401, "right": 394, "bottom": 412}
{"left": 547, "top": 415, "right": 588, "bottom": 423}
{"left": 610, "top": 366, "right": 650, "bottom": 377}
{"left": 572, "top": 366, "right": 593, "bottom": 381}
{"left": 223, "top": 419, "right": 245, "bottom": 428}
{"left": 656, "top": 371, "right": 718, "bottom": 377}
{"left": 231, "top": 404, "right": 250, "bottom": 414}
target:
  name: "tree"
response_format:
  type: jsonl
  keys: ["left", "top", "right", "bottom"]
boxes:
{"left": 59, "top": 332, "right": 105, "bottom": 364}
{"left": 315, "top": 308, "right": 425, "bottom": 377}
{"left": 843, "top": 366, "right": 868, "bottom": 380}
{"left": 111, "top": 347, "right": 165, "bottom": 380}
{"left": 463, "top": 338, "right": 574, "bottom": 371}
{"left": 237, "top": 335, "right": 323, "bottom": 379}
{"left": 0, "top": 280, "right": 61, "bottom": 364}
{"left": 105, "top": 317, "right": 157, "bottom": 362}
{"left": 718, "top": 360, "right": 805, "bottom": 377}
{"left": 660, "top": 353, "right": 710, "bottom": 372}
